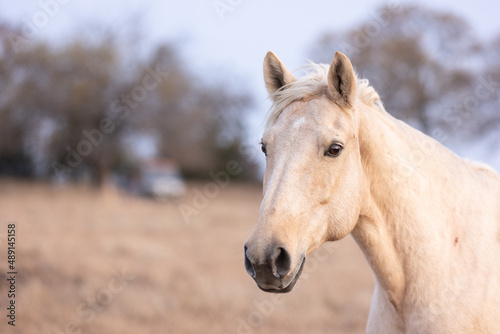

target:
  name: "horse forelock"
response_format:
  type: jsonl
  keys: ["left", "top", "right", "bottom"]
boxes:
{"left": 264, "top": 62, "right": 384, "bottom": 131}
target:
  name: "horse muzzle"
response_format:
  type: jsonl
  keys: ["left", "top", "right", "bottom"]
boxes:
{"left": 244, "top": 243, "right": 306, "bottom": 293}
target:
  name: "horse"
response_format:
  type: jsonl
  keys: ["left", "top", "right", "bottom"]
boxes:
{"left": 243, "top": 51, "right": 500, "bottom": 333}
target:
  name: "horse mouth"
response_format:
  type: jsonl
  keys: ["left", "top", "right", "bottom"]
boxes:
{"left": 258, "top": 257, "right": 306, "bottom": 294}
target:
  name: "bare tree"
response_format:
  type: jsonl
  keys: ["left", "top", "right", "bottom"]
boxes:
{"left": 0, "top": 24, "right": 129, "bottom": 184}
{"left": 0, "top": 21, "right": 256, "bottom": 184}
{"left": 128, "top": 44, "right": 255, "bottom": 178}
{"left": 310, "top": 5, "right": 482, "bottom": 135}
{"left": 0, "top": 23, "right": 41, "bottom": 176}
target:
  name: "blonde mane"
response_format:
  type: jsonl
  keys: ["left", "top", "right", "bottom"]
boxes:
{"left": 265, "top": 62, "right": 384, "bottom": 130}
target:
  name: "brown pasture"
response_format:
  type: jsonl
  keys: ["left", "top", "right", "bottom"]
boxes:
{"left": 0, "top": 180, "right": 373, "bottom": 334}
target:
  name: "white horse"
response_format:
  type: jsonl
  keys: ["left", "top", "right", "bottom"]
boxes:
{"left": 244, "top": 51, "right": 500, "bottom": 333}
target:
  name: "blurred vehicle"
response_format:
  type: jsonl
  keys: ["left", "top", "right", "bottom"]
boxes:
{"left": 140, "top": 159, "right": 186, "bottom": 200}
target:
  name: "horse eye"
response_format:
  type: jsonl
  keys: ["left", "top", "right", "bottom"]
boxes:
{"left": 261, "top": 144, "right": 267, "bottom": 155}
{"left": 326, "top": 144, "right": 343, "bottom": 157}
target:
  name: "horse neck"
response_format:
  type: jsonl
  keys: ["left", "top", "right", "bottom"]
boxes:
{"left": 351, "top": 102, "right": 465, "bottom": 311}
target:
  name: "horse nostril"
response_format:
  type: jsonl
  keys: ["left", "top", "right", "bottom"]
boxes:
{"left": 272, "top": 247, "right": 292, "bottom": 278}
{"left": 244, "top": 245, "right": 256, "bottom": 278}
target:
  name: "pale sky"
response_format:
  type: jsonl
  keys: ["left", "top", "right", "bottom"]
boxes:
{"left": 3, "top": 0, "right": 499, "bottom": 107}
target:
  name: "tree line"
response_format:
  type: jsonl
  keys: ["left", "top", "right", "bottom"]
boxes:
{"left": 0, "top": 23, "right": 256, "bottom": 185}
{"left": 1, "top": 4, "right": 499, "bottom": 186}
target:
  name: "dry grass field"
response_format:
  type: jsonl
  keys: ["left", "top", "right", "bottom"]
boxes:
{"left": 0, "top": 180, "right": 373, "bottom": 334}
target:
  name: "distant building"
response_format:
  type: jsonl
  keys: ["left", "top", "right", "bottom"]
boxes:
{"left": 139, "top": 158, "right": 186, "bottom": 200}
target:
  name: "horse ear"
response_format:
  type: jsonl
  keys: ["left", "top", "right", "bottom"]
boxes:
{"left": 328, "top": 52, "right": 357, "bottom": 108}
{"left": 263, "top": 51, "right": 296, "bottom": 97}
